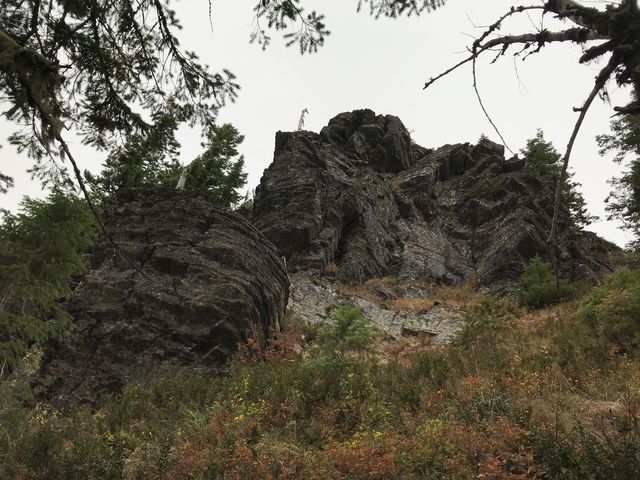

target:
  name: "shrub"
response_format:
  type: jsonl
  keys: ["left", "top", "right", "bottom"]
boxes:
{"left": 529, "top": 390, "right": 640, "bottom": 479}
{"left": 450, "top": 300, "right": 516, "bottom": 414}
{"left": 454, "top": 297, "right": 516, "bottom": 351}
{"left": 580, "top": 267, "right": 640, "bottom": 353}
{"left": 519, "top": 256, "right": 571, "bottom": 308}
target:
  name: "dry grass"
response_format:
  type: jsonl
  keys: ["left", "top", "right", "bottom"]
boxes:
{"left": 324, "top": 262, "right": 338, "bottom": 275}
{"left": 337, "top": 275, "right": 489, "bottom": 312}
{"left": 335, "top": 284, "right": 383, "bottom": 304}
{"left": 432, "top": 282, "right": 485, "bottom": 308}
{"left": 389, "top": 297, "right": 434, "bottom": 312}
{"left": 364, "top": 276, "right": 398, "bottom": 288}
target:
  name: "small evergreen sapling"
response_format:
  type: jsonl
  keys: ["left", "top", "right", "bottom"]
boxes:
{"left": 316, "top": 303, "right": 375, "bottom": 359}
{"left": 518, "top": 256, "right": 571, "bottom": 308}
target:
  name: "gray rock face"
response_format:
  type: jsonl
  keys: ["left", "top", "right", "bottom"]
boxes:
{"left": 253, "top": 109, "right": 616, "bottom": 295}
{"left": 288, "top": 273, "right": 463, "bottom": 344}
{"left": 34, "top": 187, "right": 289, "bottom": 409}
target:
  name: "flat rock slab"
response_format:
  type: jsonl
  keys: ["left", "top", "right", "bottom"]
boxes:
{"left": 289, "top": 274, "right": 463, "bottom": 344}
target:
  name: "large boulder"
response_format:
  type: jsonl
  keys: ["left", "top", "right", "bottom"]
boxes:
{"left": 253, "top": 109, "right": 617, "bottom": 295}
{"left": 34, "top": 187, "right": 289, "bottom": 409}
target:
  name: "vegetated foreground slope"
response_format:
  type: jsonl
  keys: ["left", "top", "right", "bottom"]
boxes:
{"left": 3, "top": 277, "right": 640, "bottom": 479}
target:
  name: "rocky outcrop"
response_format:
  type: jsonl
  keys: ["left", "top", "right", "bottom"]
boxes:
{"left": 34, "top": 187, "right": 289, "bottom": 409}
{"left": 253, "top": 109, "right": 616, "bottom": 295}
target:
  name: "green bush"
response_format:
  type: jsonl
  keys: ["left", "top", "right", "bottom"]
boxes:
{"left": 580, "top": 267, "right": 640, "bottom": 353}
{"left": 518, "top": 256, "right": 571, "bottom": 308}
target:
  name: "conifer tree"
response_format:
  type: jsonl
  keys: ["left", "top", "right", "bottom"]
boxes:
{"left": 84, "top": 103, "right": 187, "bottom": 200}
{"left": 521, "top": 130, "right": 595, "bottom": 228}
{"left": 0, "top": 190, "right": 97, "bottom": 375}
{"left": 597, "top": 104, "right": 640, "bottom": 249}
{"left": 175, "top": 124, "right": 248, "bottom": 207}
{"left": 87, "top": 121, "right": 248, "bottom": 208}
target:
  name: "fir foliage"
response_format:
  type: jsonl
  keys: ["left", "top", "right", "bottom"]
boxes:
{"left": 316, "top": 303, "right": 375, "bottom": 360}
{"left": 0, "top": 190, "right": 97, "bottom": 375}
{"left": 84, "top": 103, "right": 187, "bottom": 200}
{"left": 521, "top": 130, "right": 595, "bottom": 228}
{"left": 86, "top": 120, "right": 248, "bottom": 208}
{"left": 597, "top": 109, "right": 640, "bottom": 249}
{"left": 518, "top": 255, "right": 571, "bottom": 308}
{"left": 0, "top": 173, "right": 13, "bottom": 194}
{"left": 1, "top": 0, "right": 240, "bottom": 184}
{"left": 175, "top": 124, "right": 248, "bottom": 207}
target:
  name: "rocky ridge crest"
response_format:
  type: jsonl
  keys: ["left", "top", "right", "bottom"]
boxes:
{"left": 33, "top": 110, "right": 617, "bottom": 408}
{"left": 253, "top": 109, "right": 615, "bottom": 296}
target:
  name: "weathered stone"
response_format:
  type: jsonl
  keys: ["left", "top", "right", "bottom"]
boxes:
{"left": 253, "top": 109, "right": 617, "bottom": 296}
{"left": 34, "top": 187, "right": 289, "bottom": 409}
{"left": 400, "top": 303, "right": 464, "bottom": 344}
{"left": 503, "top": 155, "right": 526, "bottom": 173}
{"left": 319, "top": 109, "right": 414, "bottom": 173}
{"left": 288, "top": 274, "right": 463, "bottom": 344}
{"left": 366, "top": 283, "right": 398, "bottom": 301}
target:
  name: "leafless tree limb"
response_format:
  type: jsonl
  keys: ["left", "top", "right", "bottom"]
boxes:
{"left": 424, "top": 28, "right": 609, "bottom": 90}
{"left": 472, "top": 55, "right": 513, "bottom": 154}
{"left": 548, "top": 52, "right": 621, "bottom": 244}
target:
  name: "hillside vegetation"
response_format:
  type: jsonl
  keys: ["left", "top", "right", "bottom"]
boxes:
{"left": 2, "top": 266, "right": 640, "bottom": 479}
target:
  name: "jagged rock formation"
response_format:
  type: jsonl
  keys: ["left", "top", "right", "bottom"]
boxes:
{"left": 32, "top": 110, "right": 618, "bottom": 408}
{"left": 253, "top": 109, "right": 616, "bottom": 295}
{"left": 34, "top": 187, "right": 289, "bottom": 409}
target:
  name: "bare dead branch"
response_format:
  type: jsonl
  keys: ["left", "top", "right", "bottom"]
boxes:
{"left": 580, "top": 39, "right": 615, "bottom": 63}
{"left": 473, "top": 5, "right": 545, "bottom": 49}
{"left": 547, "top": 53, "right": 621, "bottom": 244}
{"left": 543, "top": 0, "right": 608, "bottom": 32}
{"left": 424, "top": 28, "right": 608, "bottom": 90}
{"left": 472, "top": 55, "right": 513, "bottom": 154}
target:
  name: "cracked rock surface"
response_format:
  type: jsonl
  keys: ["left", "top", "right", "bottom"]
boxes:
{"left": 288, "top": 273, "right": 463, "bottom": 344}
{"left": 253, "top": 109, "right": 617, "bottom": 296}
{"left": 34, "top": 187, "right": 289, "bottom": 410}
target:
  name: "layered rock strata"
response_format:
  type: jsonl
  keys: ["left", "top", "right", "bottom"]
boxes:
{"left": 253, "top": 109, "right": 615, "bottom": 295}
{"left": 35, "top": 187, "right": 289, "bottom": 408}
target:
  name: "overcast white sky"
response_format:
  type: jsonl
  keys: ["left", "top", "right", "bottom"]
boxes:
{"left": 0, "top": 0, "right": 634, "bottom": 246}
